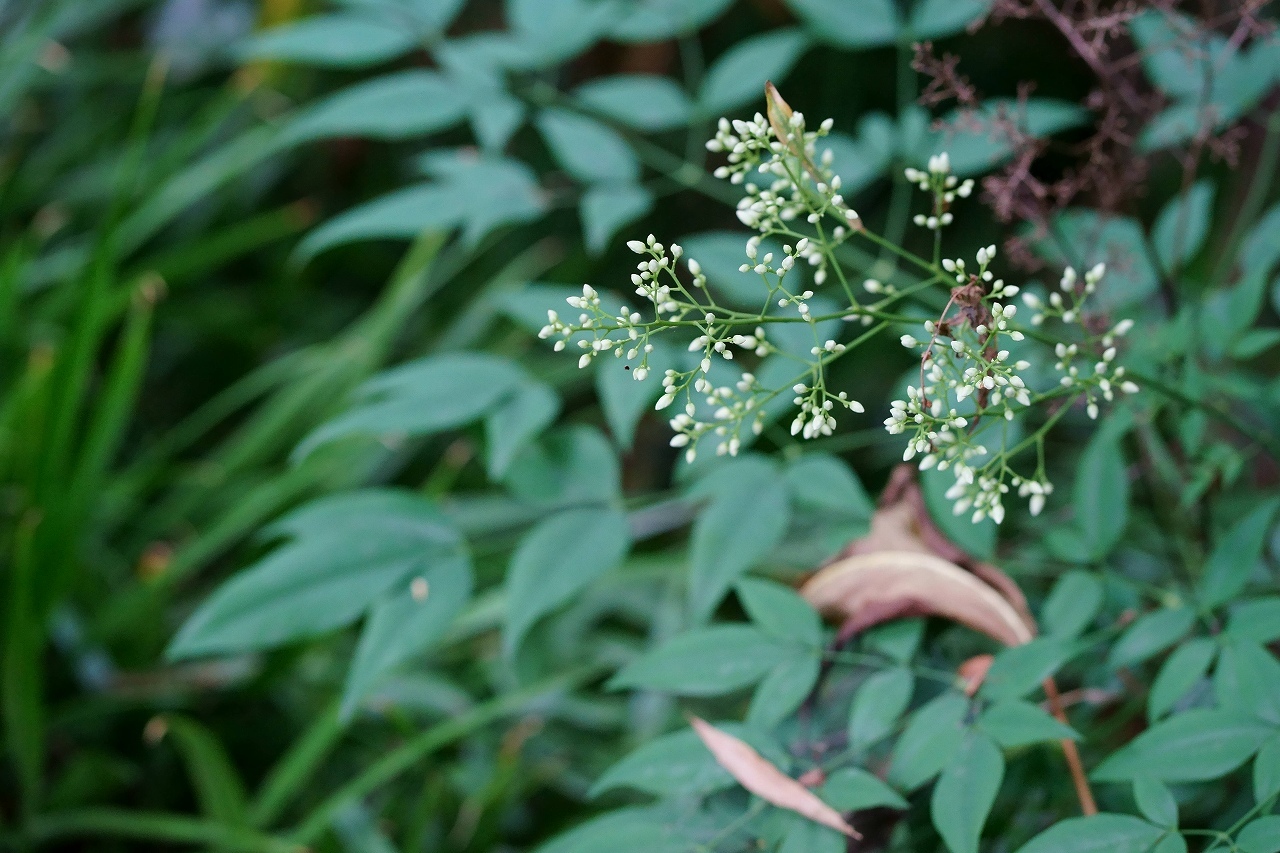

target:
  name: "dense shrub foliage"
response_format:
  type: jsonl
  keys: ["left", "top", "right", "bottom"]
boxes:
{"left": 2, "top": 1, "right": 1280, "bottom": 851}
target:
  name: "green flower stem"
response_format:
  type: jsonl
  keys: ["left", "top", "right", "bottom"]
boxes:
{"left": 287, "top": 665, "right": 605, "bottom": 845}
{"left": 23, "top": 808, "right": 302, "bottom": 853}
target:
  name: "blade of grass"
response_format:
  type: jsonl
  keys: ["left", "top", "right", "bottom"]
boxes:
{"left": 25, "top": 808, "right": 302, "bottom": 853}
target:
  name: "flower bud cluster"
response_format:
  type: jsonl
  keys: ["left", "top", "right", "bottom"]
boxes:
{"left": 906, "top": 153, "right": 974, "bottom": 231}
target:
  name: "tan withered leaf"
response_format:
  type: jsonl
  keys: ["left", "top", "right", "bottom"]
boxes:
{"left": 800, "top": 551, "right": 1034, "bottom": 647}
{"left": 689, "top": 717, "right": 860, "bottom": 839}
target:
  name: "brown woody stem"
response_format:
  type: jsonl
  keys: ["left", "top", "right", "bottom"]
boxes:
{"left": 1042, "top": 676, "right": 1098, "bottom": 815}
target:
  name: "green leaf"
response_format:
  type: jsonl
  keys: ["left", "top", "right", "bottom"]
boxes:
{"left": 1152, "top": 181, "right": 1215, "bottom": 272}
{"left": 1213, "top": 639, "right": 1280, "bottom": 725}
{"left": 485, "top": 382, "right": 561, "bottom": 478}
{"left": 787, "top": 0, "right": 899, "bottom": 47}
{"left": 1029, "top": 210, "right": 1159, "bottom": 311}
{"left": 609, "top": 625, "right": 795, "bottom": 696}
{"left": 977, "top": 700, "right": 1079, "bottom": 748}
{"left": 748, "top": 654, "right": 820, "bottom": 727}
{"left": 1197, "top": 498, "right": 1280, "bottom": 608}
{"left": 342, "top": 552, "right": 473, "bottom": 717}
{"left": 1013, "top": 814, "right": 1165, "bottom": 853}
{"left": 736, "top": 578, "right": 822, "bottom": 646}
{"left": 590, "top": 723, "right": 783, "bottom": 797}
{"left": 779, "top": 813, "right": 845, "bottom": 853}
{"left": 581, "top": 183, "right": 653, "bottom": 255}
{"left": 1255, "top": 735, "right": 1280, "bottom": 804}
{"left": 537, "top": 108, "right": 640, "bottom": 183}
{"left": 1239, "top": 817, "right": 1280, "bottom": 853}
{"left": 819, "top": 767, "right": 908, "bottom": 811}
{"left": 696, "top": 29, "right": 809, "bottom": 115}
{"left": 1092, "top": 708, "right": 1273, "bottom": 783}
{"left": 281, "top": 71, "right": 469, "bottom": 145}
{"left": 608, "top": 0, "right": 735, "bottom": 42}
{"left": 535, "top": 806, "right": 690, "bottom": 853}
{"left": 1109, "top": 607, "right": 1196, "bottom": 669}
{"left": 1152, "top": 835, "right": 1187, "bottom": 853}
{"left": 169, "top": 491, "right": 461, "bottom": 658}
{"left": 506, "top": 0, "right": 616, "bottom": 66}
{"left": 889, "top": 692, "right": 970, "bottom": 790}
{"left": 908, "top": 0, "right": 991, "bottom": 40}
{"left": 293, "top": 353, "right": 526, "bottom": 460}
{"left": 931, "top": 730, "right": 1004, "bottom": 853}
{"left": 927, "top": 100, "right": 1089, "bottom": 178}
{"left": 849, "top": 667, "right": 914, "bottom": 749}
{"left": 1042, "top": 571, "right": 1103, "bottom": 637}
{"left": 503, "top": 425, "right": 621, "bottom": 507}
{"left": 1074, "top": 429, "right": 1129, "bottom": 560}
{"left": 1128, "top": 10, "right": 1214, "bottom": 98}
{"left": 504, "top": 507, "right": 632, "bottom": 656}
{"left": 688, "top": 457, "right": 791, "bottom": 620}
{"left": 920, "top": 467, "right": 997, "bottom": 559}
{"left": 1227, "top": 597, "right": 1280, "bottom": 645}
{"left": 1132, "top": 776, "right": 1177, "bottom": 827}
{"left": 237, "top": 14, "right": 420, "bottom": 67}
{"left": 161, "top": 717, "right": 249, "bottom": 826}
{"left": 594, "top": 338, "right": 679, "bottom": 449}
{"left": 864, "top": 619, "right": 925, "bottom": 663}
{"left": 981, "top": 637, "right": 1075, "bottom": 702}
{"left": 784, "top": 454, "right": 874, "bottom": 520}
{"left": 574, "top": 75, "right": 692, "bottom": 131}
{"left": 679, "top": 231, "right": 792, "bottom": 307}
{"left": 1147, "top": 637, "right": 1216, "bottom": 722}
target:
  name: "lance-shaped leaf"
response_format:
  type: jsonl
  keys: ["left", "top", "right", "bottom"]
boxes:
{"left": 689, "top": 717, "right": 860, "bottom": 839}
{"left": 800, "top": 551, "right": 1034, "bottom": 647}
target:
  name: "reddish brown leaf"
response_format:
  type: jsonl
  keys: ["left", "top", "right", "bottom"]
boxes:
{"left": 958, "top": 654, "right": 995, "bottom": 696}
{"left": 689, "top": 717, "right": 860, "bottom": 839}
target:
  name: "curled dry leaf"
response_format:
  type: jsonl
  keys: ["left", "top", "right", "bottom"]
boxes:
{"left": 689, "top": 717, "right": 861, "bottom": 839}
{"left": 801, "top": 550, "right": 1034, "bottom": 647}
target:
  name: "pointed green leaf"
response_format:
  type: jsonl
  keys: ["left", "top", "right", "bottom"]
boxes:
{"left": 849, "top": 667, "right": 914, "bottom": 749}
{"left": 581, "top": 183, "right": 653, "bottom": 255}
{"left": 1133, "top": 775, "right": 1177, "bottom": 827}
{"left": 736, "top": 578, "right": 822, "bottom": 646}
{"left": 1197, "top": 497, "right": 1280, "bottom": 608}
{"left": 787, "top": 0, "right": 899, "bottom": 47}
{"left": 696, "top": 29, "right": 809, "bottom": 115}
{"left": 931, "top": 730, "right": 1004, "bottom": 853}
{"left": 748, "top": 654, "right": 820, "bottom": 728}
{"left": 981, "top": 637, "right": 1075, "bottom": 702}
{"left": 281, "top": 71, "right": 469, "bottom": 145}
{"left": 819, "top": 767, "right": 908, "bottom": 811}
{"left": 889, "top": 692, "right": 970, "bottom": 790}
{"left": 977, "top": 700, "right": 1079, "bottom": 748}
{"left": 485, "top": 382, "right": 560, "bottom": 478}
{"left": 1013, "top": 814, "right": 1164, "bottom": 853}
{"left": 1152, "top": 181, "right": 1215, "bottom": 271}
{"left": 537, "top": 108, "right": 640, "bottom": 183}
{"left": 609, "top": 626, "right": 794, "bottom": 696}
{"left": 237, "top": 15, "right": 420, "bottom": 67}
{"left": 1255, "top": 735, "right": 1280, "bottom": 804}
{"left": 574, "top": 75, "right": 692, "bottom": 131}
{"left": 1108, "top": 607, "right": 1196, "bottom": 669}
{"left": 1042, "top": 571, "right": 1103, "bottom": 637}
{"left": 1148, "top": 637, "right": 1216, "bottom": 721}
{"left": 1092, "top": 709, "right": 1273, "bottom": 783}
{"left": 1213, "top": 639, "right": 1280, "bottom": 725}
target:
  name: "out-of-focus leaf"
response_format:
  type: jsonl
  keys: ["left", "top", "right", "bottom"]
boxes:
{"left": 786, "top": 0, "right": 899, "bottom": 47}
{"left": 981, "top": 637, "right": 1074, "bottom": 702}
{"left": 737, "top": 578, "right": 823, "bottom": 646}
{"left": 1132, "top": 776, "right": 1178, "bottom": 827}
{"left": 1255, "top": 735, "right": 1280, "bottom": 804}
{"left": 848, "top": 667, "right": 914, "bottom": 749}
{"left": 1228, "top": 597, "right": 1280, "bottom": 645}
{"left": 1013, "top": 814, "right": 1165, "bottom": 853}
{"left": 926, "top": 99, "right": 1089, "bottom": 177}
{"left": 908, "top": 0, "right": 990, "bottom": 40}
{"left": 504, "top": 507, "right": 631, "bottom": 655}
{"left": 931, "top": 730, "right": 1004, "bottom": 853}
{"left": 574, "top": 75, "right": 693, "bottom": 131}
{"left": 1148, "top": 637, "right": 1216, "bottom": 721}
{"left": 506, "top": 0, "right": 617, "bottom": 66}
{"left": 581, "top": 183, "right": 653, "bottom": 255}
{"left": 237, "top": 14, "right": 420, "bottom": 67}
{"left": 1238, "top": 817, "right": 1280, "bottom": 853}
{"left": 503, "top": 425, "right": 622, "bottom": 507}
{"left": 537, "top": 109, "right": 640, "bottom": 183}
{"left": 1152, "top": 181, "right": 1215, "bottom": 271}
{"left": 779, "top": 814, "right": 845, "bottom": 853}
{"left": 889, "top": 692, "right": 970, "bottom": 790}
{"left": 1074, "top": 429, "right": 1129, "bottom": 560}
{"left": 1042, "top": 571, "right": 1103, "bottom": 638}
{"left": 486, "top": 383, "right": 561, "bottom": 478}
{"left": 978, "top": 700, "right": 1078, "bottom": 749}
{"left": 534, "top": 806, "right": 691, "bottom": 853}
{"left": 1197, "top": 497, "right": 1280, "bottom": 608}
{"left": 609, "top": 0, "right": 735, "bottom": 42}
{"left": 159, "top": 716, "right": 249, "bottom": 825}
{"left": 609, "top": 625, "right": 795, "bottom": 695}
{"left": 342, "top": 551, "right": 473, "bottom": 717}
{"left": 819, "top": 768, "right": 908, "bottom": 811}
{"left": 1092, "top": 708, "right": 1273, "bottom": 782}
{"left": 1029, "top": 211, "right": 1159, "bottom": 310}
{"left": 1108, "top": 606, "right": 1196, "bottom": 668}
{"left": 281, "top": 71, "right": 469, "bottom": 144}
{"left": 1213, "top": 639, "right": 1280, "bottom": 725}
{"left": 590, "top": 724, "right": 784, "bottom": 798}
{"left": 689, "top": 717, "right": 858, "bottom": 838}
{"left": 748, "top": 654, "right": 820, "bottom": 727}
{"left": 696, "top": 29, "right": 809, "bottom": 115}
{"left": 784, "top": 454, "right": 874, "bottom": 520}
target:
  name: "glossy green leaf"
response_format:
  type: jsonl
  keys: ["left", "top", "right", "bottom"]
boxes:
{"left": 343, "top": 552, "right": 473, "bottom": 717}
{"left": 1092, "top": 708, "right": 1273, "bottom": 783}
{"left": 1074, "top": 429, "right": 1129, "bottom": 560}
{"left": 1132, "top": 775, "right": 1177, "bottom": 827}
{"left": 1147, "top": 637, "right": 1216, "bottom": 722}
{"left": 747, "top": 654, "right": 820, "bottom": 727}
{"left": 504, "top": 507, "right": 632, "bottom": 656}
{"left": 169, "top": 491, "right": 461, "bottom": 658}
{"left": 581, "top": 183, "right": 653, "bottom": 255}
{"left": 281, "top": 71, "right": 469, "bottom": 145}
{"left": 977, "top": 700, "right": 1079, "bottom": 748}
{"left": 1013, "top": 814, "right": 1164, "bottom": 853}
{"left": 1042, "top": 571, "right": 1103, "bottom": 638}
{"left": 932, "top": 730, "right": 1004, "bottom": 853}
{"left": 537, "top": 109, "right": 640, "bottom": 183}
{"left": 1197, "top": 497, "right": 1280, "bottom": 608}
{"left": 688, "top": 457, "right": 791, "bottom": 620}
{"left": 1239, "top": 817, "right": 1280, "bottom": 853}
{"left": 1152, "top": 181, "right": 1214, "bottom": 272}
{"left": 849, "top": 667, "right": 914, "bottom": 749}
{"left": 787, "top": 0, "right": 899, "bottom": 47}
{"left": 889, "top": 692, "right": 970, "bottom": 790}
{"left": 981, "top": 637, "right": 1075, "bottom": 702}
{"left": 1109, "top": 607, "right": 1196, "bottom": 669}
{"left": 736, "top": 578, "right": 822, "bottom": 647}
{"left": 609, "top": 625, "right": 794, "bottom": 696}
{"left": 1212, "top": 639, "right": 1280, "bottom": 725}
{"left": 819, "top": 767, "right": 908, "bottom": 811}
{"left": 696, "top": 29, "right": 809, "bottom": 115}
{"left": 237, "top": 15, "right": 420, "bottom": 67}
{"left": 574, "top": 75, "right": 692, "bottom": 131}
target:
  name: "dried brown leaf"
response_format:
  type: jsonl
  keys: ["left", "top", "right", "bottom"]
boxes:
{"left": 689, "top": 717, "right": 860, "bottom": 839}
{"left": 958, "top": 654, "right": 995, "bottom": 696}
{"left": 800, "top": 551, "right": 1035, "bottom": 647}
